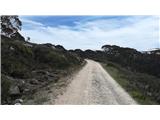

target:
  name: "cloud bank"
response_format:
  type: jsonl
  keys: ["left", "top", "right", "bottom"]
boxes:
{"left": 20, "top": 16, "right": 159, "bottom": 51}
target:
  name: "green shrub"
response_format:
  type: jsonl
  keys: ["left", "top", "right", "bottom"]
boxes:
{"left": 11, "top": 42, "right": 33, "bottom": 57}
{"left": 103, "top": 62, "right": 160, "bottom": 104}
{"left": 1, "top": 74, "right": 12, "bottom": 103}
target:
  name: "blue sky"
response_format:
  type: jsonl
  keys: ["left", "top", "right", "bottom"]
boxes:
{"left": 19, "top": 16, "right": 159, "bottom": 51}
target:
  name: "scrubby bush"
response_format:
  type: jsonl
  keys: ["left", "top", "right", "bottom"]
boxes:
{"left": 1, "top": 74, "right": 12, "bottom": 104}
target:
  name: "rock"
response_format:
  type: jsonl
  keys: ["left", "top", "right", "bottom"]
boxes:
{"left": 10, "top": 46, "right": 15, "bottom": 51}
{"left": 147, "top": 92, "right": 152, "bottom": 96}
{"left": 15, "top": 99, "right": 23, "bottom": 103}
{"left": 32, "top": 70, "right": 47, "bottom": 75}
{"left": 24, "top": 43, "right": 33, "bottom": 47}
{"left": 145, "top": 85, "right": 149, "bottom": 89}
{"left": 46, "top": 86, "right": 50, "bottom": 90}
{"left": 29, "top": 79, "right": 39, "bottom": 85}
{"left": 22, "top": 80, "right": 25, "bottom": 84}
{"left": 24, "top": 88, "right": 30, "bottom": 93}
{"left": 15, "top": 103, "right": 21, "bottom": 105}
{"left": 17, "top": 80, "right": 26, "bottom": 92}
{"left": 48, "top": 90, "right": 52, "bottom": 93}
{"left": 45, "top": 71, "right": 50, "bottom": 75}
{"left": 9, "top": 86, "right": 20, "bottom": 96}
{"left": 46, "top": 71, "right": 57, "bottom": 77}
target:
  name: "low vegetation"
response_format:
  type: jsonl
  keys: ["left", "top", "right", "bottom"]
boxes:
{"left": 102, "top": 61, "right": 160, "bottom": 104}
{"left": 1, "top": 35, "right": 84, "bottom": 104}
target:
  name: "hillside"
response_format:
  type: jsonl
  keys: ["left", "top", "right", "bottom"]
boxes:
{"left": 1, "top": 35, "right": 84, "bottom": 104}
{"left": 1, "top": 33, "right": 160, "bottom": 105}
{"left": 70, "top": 45, "right": 160, "bottom": 104}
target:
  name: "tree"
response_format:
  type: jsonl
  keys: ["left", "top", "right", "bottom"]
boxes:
{"left": 1, "top": 15, "right": 22, "bottom": 37}
{"left": 55, "top": 45, "right": 66, "bottom": 51}
{"left": 26, "top": 37, "right": 30, "bottom": 42}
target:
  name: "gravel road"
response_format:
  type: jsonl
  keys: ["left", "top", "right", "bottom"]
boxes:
{"left": 54, "top": 59, "right": 137, "bottom": 105}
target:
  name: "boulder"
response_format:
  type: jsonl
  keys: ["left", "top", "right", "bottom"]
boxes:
{"left": 14, "top": 103, "right": 21, "bottom": 105}
{"left": 15, "top": 99, "right": 23, "bottom": 103}
{"left": 9, "top": 86, "right": 20, "bottom": 96}
{"left": 9, "top": 46, "right": 15, "bottom": 51}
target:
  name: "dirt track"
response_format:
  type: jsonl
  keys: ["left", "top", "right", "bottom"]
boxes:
{"left": 51, "top": 59, "right": 137, "bottom": 105}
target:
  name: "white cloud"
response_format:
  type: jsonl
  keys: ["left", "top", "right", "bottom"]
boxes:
{"left": 21, "top": 18, "right": 44, "bottom": 27}
{"left": 20, "top": 16, "right": 159, "bottom": 51}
